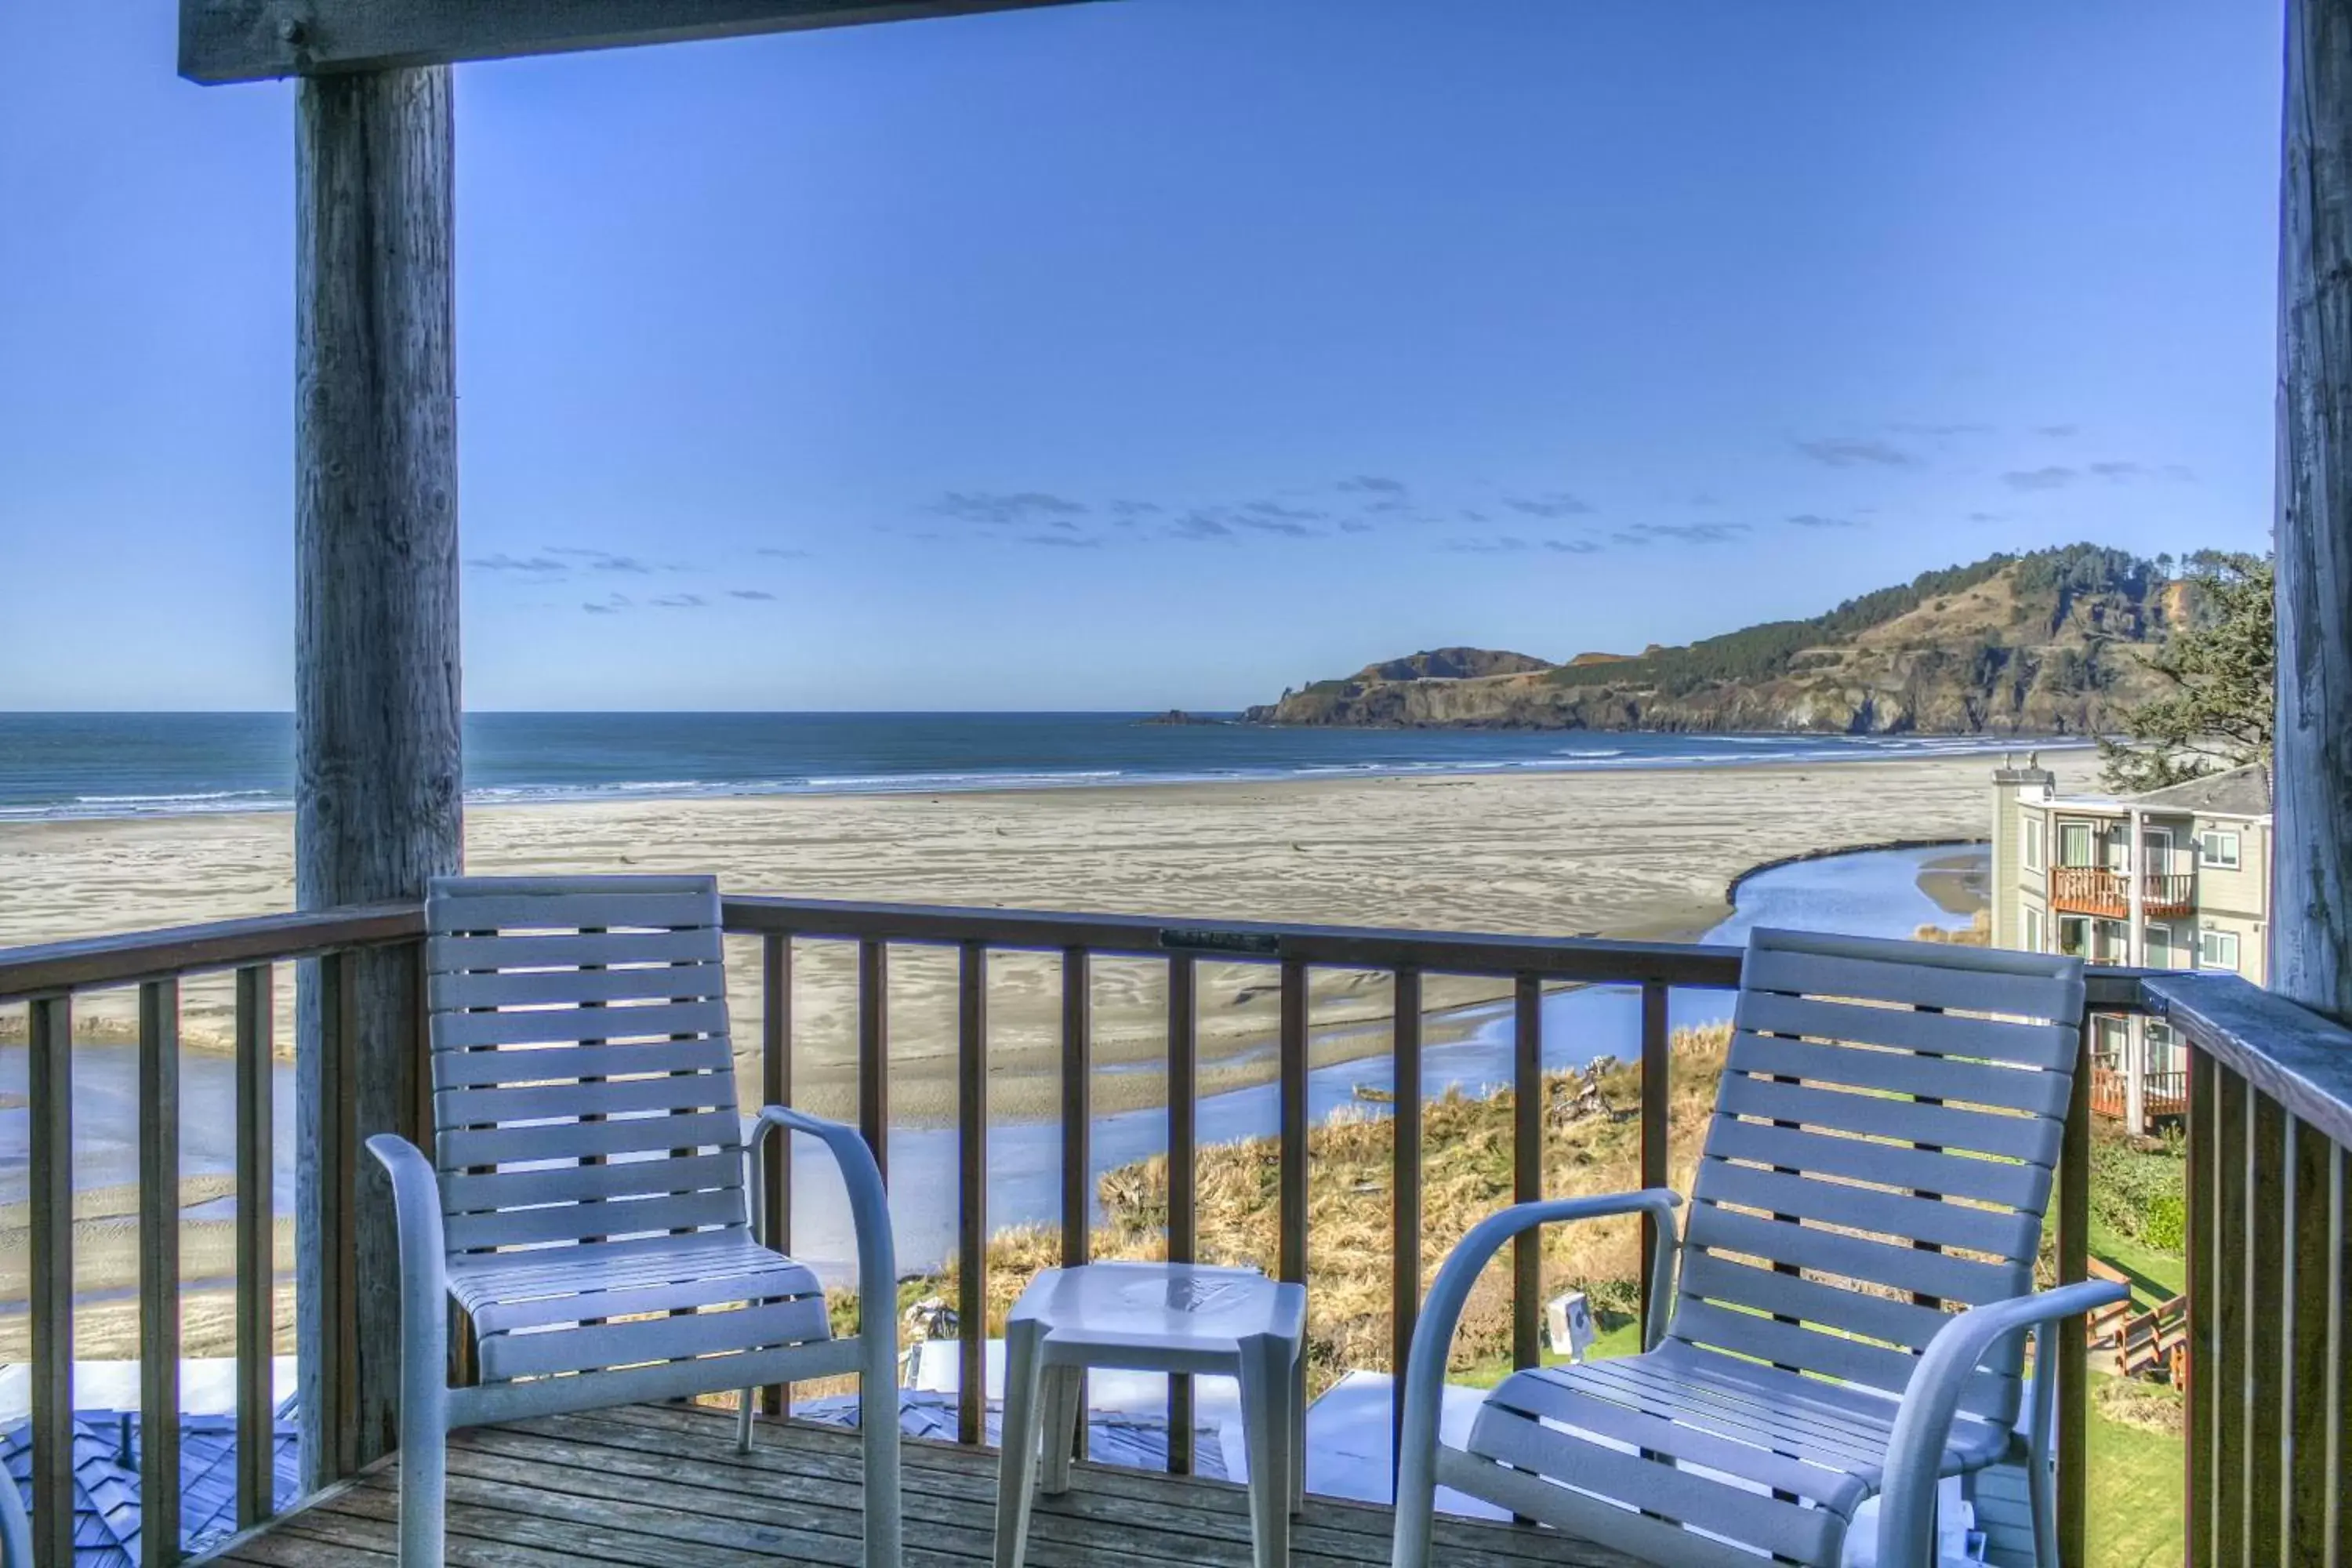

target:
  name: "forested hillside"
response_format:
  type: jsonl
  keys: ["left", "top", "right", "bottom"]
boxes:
{"left": 1247, "top": 544, "right": 2198, "bottom": 735}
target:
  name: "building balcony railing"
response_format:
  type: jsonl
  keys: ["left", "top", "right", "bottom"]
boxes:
{"left": 2049, "top": 865, "right": 2198, "bottom": 919}
{"left": 2, "top": 894, "right": 2347, "bottom": 1565}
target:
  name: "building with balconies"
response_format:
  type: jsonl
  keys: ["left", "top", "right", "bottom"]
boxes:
{"left": 1991, "top": 757, "right": 2273, "bottom": 1129}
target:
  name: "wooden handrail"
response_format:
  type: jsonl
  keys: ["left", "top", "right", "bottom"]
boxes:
{"left": 722, "top": 893, "right": 1751, "bottom": 984}
{"left": 0, "top": 901, "right": 423, "bottom": 999}
{"left": 2147, "top": 971, "right": 2352, "bottom": 1149}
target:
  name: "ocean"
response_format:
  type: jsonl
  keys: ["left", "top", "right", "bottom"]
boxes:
{"left": 0, "top": 711, "right": 2061, "bottom": 822}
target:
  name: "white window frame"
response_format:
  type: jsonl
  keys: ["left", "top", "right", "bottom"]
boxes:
{"left": 2146, "top": 920, "right": 2175, "bottom": 968}
{"left": 2200, "top": 829, "right": 2242, "bottom": 869}
{"left": 2199, "top": 927, "right": 2242, "bottom": 971}
{"left": 2059, "top": 821, "right": 2095, "bottom": 868}
{"left": 2022, "top": 815, "right": 2043, "bottom": 872}
{"left": 2023, "top": 906, "right": 2045, "bottom": 954}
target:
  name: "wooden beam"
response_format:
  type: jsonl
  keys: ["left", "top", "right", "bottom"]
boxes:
{"left": 292, "top": 64, "right": 461, "bottom": 1490}
{"left": 2279, "top": 0, "right": 2352, "bottom": 1029}
{"left": 180, "top": 0, "right": 1098, "bottom": 84}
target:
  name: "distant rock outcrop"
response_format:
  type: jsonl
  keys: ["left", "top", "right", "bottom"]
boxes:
{"left": 1243, "top": 544, "right": 2199, "bottom": 737}
{"left": 1352, "top": 648, "right": 1554, "bottom": 682}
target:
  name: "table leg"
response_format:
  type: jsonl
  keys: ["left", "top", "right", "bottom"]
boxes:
{"left": 1040, "top": 1365, "right": 1083, "bottom": 1495}
{"left": 1236, "top": 1336, "right": 1292, "bottom": 1568}
{"left": 993, "top": 1323, "right": 1047, "bottom": 1568}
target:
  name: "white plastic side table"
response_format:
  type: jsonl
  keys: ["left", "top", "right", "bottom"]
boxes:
{"left": 991, "top": 1261, "right": 1308, "bottom": 1568}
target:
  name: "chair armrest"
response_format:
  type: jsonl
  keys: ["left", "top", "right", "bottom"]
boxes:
{"left": 365, "top": 1133, "right": 449, "bottom": 1308}
{"left": 1875, "top": 1277, "right": 2127, "bottom": 1566}
{"left": 1394, "top": 1189, "right": 1681, "bottom": 1543}
{"left": 750, "top": 1106, "right": 897, "bottom": 1336}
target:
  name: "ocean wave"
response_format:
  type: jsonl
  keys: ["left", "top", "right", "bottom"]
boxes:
{"left": 0, "top": 727, "right": 2093, "bottom": 822}
{"left": 800, "top": 769, "right": 1124, "bottom": 790}
{"left": 75, "top": 789, "right": 276, "bottom": 804}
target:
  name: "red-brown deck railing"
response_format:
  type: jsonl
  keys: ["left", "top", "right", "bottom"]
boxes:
{"left": 2, "top": 895, "right": 2347, "bottom": 1566}
{"left": 2049, "top": 866, "right": 2198, "bottom": 919}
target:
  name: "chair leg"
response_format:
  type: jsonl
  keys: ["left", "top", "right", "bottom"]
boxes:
{"left": 1236, "top": 1335, "right": 1291, "bottom": 1568}
{"left": 992, "top": 1323, "right": 1047, "bottom": 1568}
{"left": 1389, "top": 1369, "right": 1439, "bottom": 1568}
{"left": 1289, "top": 1348, "right": 1305, "bottom": 1516}
{"left": 1039, "top": 1367, "right": 1082, "bottom": 1496}
{"left": 860, "top": 1327, "right": 903, "bottom": 1568}
{"left": 397, "top": 1346, "right": 448, "bottom": 1568}
{"left": 735, "top": 1386, "right": 757, "bottom": 1455}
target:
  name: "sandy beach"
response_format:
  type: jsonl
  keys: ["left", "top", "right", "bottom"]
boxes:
{"left": 2, "top": 749, "right": 2095, "bottom": 1119}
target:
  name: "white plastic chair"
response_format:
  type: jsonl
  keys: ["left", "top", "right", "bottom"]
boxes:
{"left": 368, "top": 875, "right": 899, "bottom": 1568}
{"left": 1392, "top": 927, "right": 2125, "bottom": 1568}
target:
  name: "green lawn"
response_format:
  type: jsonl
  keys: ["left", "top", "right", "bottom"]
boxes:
{"left": 2085, "top": 1374, "right": 2187, "bottom": 1568}
{"left": 2092, "top": 1218, "right": 2188, "bottom": 1310}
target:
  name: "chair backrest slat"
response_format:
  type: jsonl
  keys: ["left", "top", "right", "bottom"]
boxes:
{"left": 1671, "top": 926, "right": 2085, "bottom": 1425}
{"left": 423, "top": 875, "right": 750, "bottom": 1253}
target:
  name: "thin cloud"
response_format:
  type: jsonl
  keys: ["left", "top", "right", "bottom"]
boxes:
{"left": 1544, "top": 539, "right": 1603, "bottom": 554}
{"left": 1107, "top": 499, "right": 1163, "bottom": 519}
{"left": 1886, "top": 421, "right": 1989, "bottom": 437}
{"left": 1615, "top": 521, "right": 1751, "bottom": 545}
{"left": 1018, "top": 532, "right": 1102, "bottom": 549}
{"left": 1338, "top": 519, "right": 1375, "bottom": 535}
{"left": 2089, "top": 461, "right": 2142, "bottom": 480}
{"left": 931, "top": 491, "right": 1090, "bottom": 526}
{"left": 1795, "top": 437, "right": 1920, "bottom": 469}
{"left": 1245, "top": 500, "right": 1328, "bottom": 524}
{"left": 1967, "top": 511, "right": 2006, "bottom": 524}
{"left": 2035, "top": 423, "right": 2080, "bottom": 437}
{"left": 549, "top": 546, "right": 659, "bottom": 574}
{"left": 583, "top": 593, "right": 632, "bottom": 615}
{"left": 1336, "top": 474, "right": 1408, "bottom": 495}
{"left": 757, "top": 546, "right": 811, "bottom": 560}
{"left": 650, "top": 593, "right": 707, "bottom": 608}
{"left": 468, "top": 552, "right": 566, "bottom": 575}
{"left": 1167, "top": 511, "right": 1235, "bottom": 541}
{"left": 2001, "top": 466, "right": 2078, "bottom": 492}
{"left": 1445, "top": 535, "right": 1533, "bottom": 554}
{"left": 728, "top": 589, "right": 778, "bottom": 601}
{"left": 1786, "top": 513, "right": 1863, "bottom": 529}
{"left": 1503, "top": 492, "right": 1595, "bottom": 520}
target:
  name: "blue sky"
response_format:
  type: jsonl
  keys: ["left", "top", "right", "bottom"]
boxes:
{"left": 0, "top": 1, "right": 2285, "bottom": 711}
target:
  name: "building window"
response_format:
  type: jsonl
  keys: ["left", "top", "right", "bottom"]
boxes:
{"left": 2022, "top": 819, "right": 2043, "bottom": 872}
{"left": 2200, "top": 927, "right": 2242, "bottom": 971}
{"left": 2200, "top": 829, "right": 2241, "bottom": 869}
{"left": 2024, "top": 907, "right": 2045, "bottom": 953}
{"left": 2146, "top": 921, "right": 2176, "bottom": 967}
{"left": 2058, "top": 915, "right": 2090, "bottom": 959}
{"left": 2059, "top": 822, "right": 2095, "bottom": 868}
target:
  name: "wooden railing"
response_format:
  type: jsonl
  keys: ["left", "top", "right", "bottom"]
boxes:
{"left": 714, "top": 895, "right": 1751, "bottom": 1465}
{"left": 0, "top": 905, "right": 423, "bottom": 1568}
{"left": 2049, "top": 865, "right": 2198, "bottom": 917}
{"left": 3, "top": 896, "right": 2348, "bottom": 1566}
{"left": 2152, "top": 973, "right": 2352, "bottom": 1562}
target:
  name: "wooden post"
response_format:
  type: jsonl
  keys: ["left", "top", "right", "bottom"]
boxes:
{"left": 2279, "top": 0, "right": 2352, "bottom": 1029}
{"left": 292, "top": 65, "right": 461, "bottom": 1490}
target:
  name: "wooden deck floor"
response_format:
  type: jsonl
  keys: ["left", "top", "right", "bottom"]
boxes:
{"left": 194, "top": 1402, "right": 1635, "bottom": 1567}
